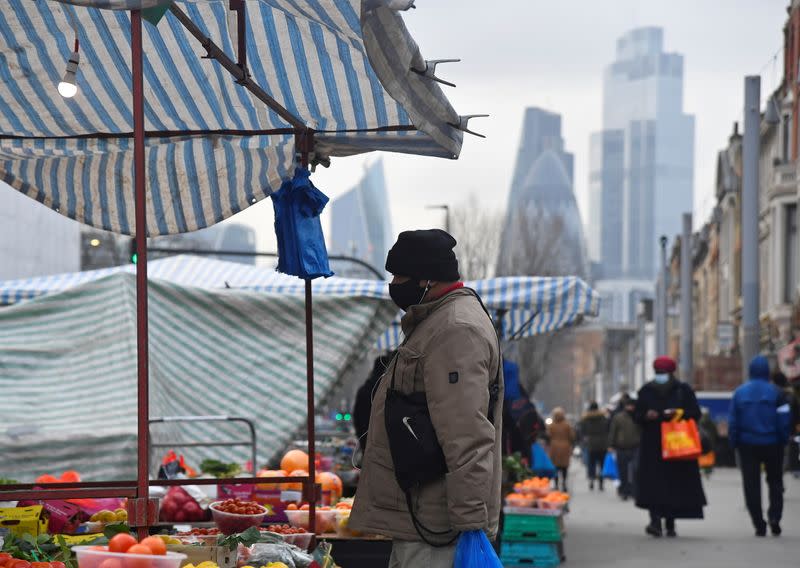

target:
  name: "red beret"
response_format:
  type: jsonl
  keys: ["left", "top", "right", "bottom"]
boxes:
{"left": 653, "top": 356, "right": 677, "bottom": 373}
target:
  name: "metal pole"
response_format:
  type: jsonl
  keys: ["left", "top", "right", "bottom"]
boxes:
{"left": 680, "top": 213, "right": 693, "bottom": 385}
{"left": 131, "top": 9, "right": 150, "bottom": 540}
{"left": 657, "top": 235, "right": 668, "bottom": 354}
{"left": 639, "top": 306, "right": 646, "bottom": 388}
{"left": 742, "top": 76, "right": 761, "bottom": 372}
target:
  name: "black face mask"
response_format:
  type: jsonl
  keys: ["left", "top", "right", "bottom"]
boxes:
{"left": 389, "top": 279, "right": 429, "bottom": 311}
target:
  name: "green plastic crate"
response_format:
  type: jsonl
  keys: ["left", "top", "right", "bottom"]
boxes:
{"left": 502, "top": 513, "right": 564, "bottom": 542}
{"left": 500, "top": 541, "right": 564, "bottom": 567}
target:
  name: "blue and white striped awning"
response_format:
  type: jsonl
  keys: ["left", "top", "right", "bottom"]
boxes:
{"left": 0, "top": 0, "right": 463, "bottom": 235}
{"left": 0, "top": 256, "right": 601, "bottom": 344}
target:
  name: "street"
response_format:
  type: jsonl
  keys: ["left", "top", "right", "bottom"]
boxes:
{"left": 564, "top": 466, "right": 800, "bottom": 567}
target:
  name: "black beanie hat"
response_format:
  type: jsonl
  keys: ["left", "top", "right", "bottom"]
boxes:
{"left": 385, "top": 229, "right": 460, "bottom": 282}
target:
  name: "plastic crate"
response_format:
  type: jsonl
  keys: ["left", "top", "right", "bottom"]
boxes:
{"left": 500, "top": 541, "right": 564, "bottom": 567}
{"left": 502, "top": 513, "right": 564, "bottom": 542}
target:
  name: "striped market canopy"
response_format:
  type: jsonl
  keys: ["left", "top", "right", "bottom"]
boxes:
{"left": 0, "top": 0, "right": 462, "bottom": 235}
{"left": 0, "top": 255, "right": 601, "bottom": 344}
{"left": 0, "top": 272, "right": 396, "bottom": 480}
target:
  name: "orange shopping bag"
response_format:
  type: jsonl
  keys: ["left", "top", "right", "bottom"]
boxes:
{"left": 698, "top": 451, "right": 716, "bottom": 468}
{"left": 661, "top": 410, "right": 702, "bottom": 461}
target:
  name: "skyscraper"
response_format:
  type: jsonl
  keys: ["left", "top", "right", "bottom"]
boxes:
{"left": 329, "top": 159, "right": 393, "bottom": 278}
{"left": 497, "top": 107, "right": 587, "bottom": 279}
{"left": 589, "top": 27, "right": 695, "bottom": 282}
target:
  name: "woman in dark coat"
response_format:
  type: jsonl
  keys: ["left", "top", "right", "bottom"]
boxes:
{"left": 635, "top": 356, "right": 706, "bottom": 538}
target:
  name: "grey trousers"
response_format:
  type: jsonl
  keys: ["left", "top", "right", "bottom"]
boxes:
{"left": 389, "top": 540, "right": 457, "bottom": 568}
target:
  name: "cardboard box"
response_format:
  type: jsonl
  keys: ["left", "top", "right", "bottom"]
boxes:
{"left": 0, "top": 506, "right": 49, "bottom": 538}
{"left": 167, "top": 544, "right": 237, "bottom": 568}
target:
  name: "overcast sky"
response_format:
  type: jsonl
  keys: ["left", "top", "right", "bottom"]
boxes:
{"left": 232, "top": 0, "right": 790, "bottom": 254}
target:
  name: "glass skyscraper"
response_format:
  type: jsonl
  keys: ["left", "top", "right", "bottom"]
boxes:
{"left": 329, "top": 159, "right": 393, "bottom": 278}
{"left": 589, "top": 27, "right": 694, "bottom": 281}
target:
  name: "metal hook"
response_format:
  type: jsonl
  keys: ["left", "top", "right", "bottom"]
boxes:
{"left": 411, "top": 58, "right": 460, "bottom": 88}
{"left": 448, "top": 114, "right": 489, "bottom": 138}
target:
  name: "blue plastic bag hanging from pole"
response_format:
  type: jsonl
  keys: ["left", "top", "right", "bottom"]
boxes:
{"left": 270, "top": 168, "right": 334, "bottom": 279}
{"left": 454, "top": 530, "right": 502, "bottom": 568}
{"left": 602, "top": 451, "right": 618, "bottom": 480}
{"left": 531, "top": 441, "right": 556, "bottom": 478}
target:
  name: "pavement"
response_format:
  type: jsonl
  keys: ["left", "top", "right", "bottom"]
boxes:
{"left": 562, "top": 466, "right": 800, "bottom": 567}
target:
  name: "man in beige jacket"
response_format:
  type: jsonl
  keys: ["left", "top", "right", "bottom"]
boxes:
{"left": 350, "top": 229, "right": 503, "bottom": 567}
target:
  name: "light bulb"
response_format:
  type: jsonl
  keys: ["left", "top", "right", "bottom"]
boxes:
{"left": 58, "top": 81, "right": 77, "bottom": 98}
{"left": 58, "top": 50, "right": 80, "bottom": 98}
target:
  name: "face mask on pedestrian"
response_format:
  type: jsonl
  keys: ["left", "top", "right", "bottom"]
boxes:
{"left": 389, "top": 279, "right": 431, "bottom": 311}
{"left": 654, "top": 373, "right": 670, "bottom": 384}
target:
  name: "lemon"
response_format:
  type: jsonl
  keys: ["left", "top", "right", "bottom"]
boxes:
{"left": 114, "top": 509, "right": 128, "bottom": 522}
{"left": 96, "top": 510, "right": 117, "bottom": 524}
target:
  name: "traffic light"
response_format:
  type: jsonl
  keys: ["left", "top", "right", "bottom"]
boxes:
{"left": 129, "top": 237, "right": 137, "bottom": 264}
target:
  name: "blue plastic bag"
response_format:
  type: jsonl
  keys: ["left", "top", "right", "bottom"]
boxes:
{"left": 454, "top": 530, "right": 502, "bottom": 568}
{"left": 270, "top": 168, "right": 334, "bottom": 280}
{"left": 602, "top": 452, "right": 618, "bottom": 480}
{"left": 531, "top": 442, "right": 556, "bottom": 477}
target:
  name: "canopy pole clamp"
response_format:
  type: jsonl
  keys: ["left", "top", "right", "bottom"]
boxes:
{"left": 411, "top": 59, "right": 460, "bottom": 88}
{"left": 448, "top": 114, "right": 489, "bottom": 138}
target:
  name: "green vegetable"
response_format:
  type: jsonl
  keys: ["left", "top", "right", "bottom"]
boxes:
{"left": 0, "top": 533, "right": 99, "bottom": 568}
{"left": 217, "top": 526, "right": 261, "bottom": 550}
{"left": 199, "top": 459, "right": 241, "bottom": 479}
{"left": 503, "top": 452, "right": 533, "bottom": 483}
{"left": 0, "top": 478, "right": 19, "bottom": 485}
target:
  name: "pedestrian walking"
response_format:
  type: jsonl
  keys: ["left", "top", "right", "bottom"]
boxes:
{"left": 728, "top": 355, "right": 792, "bottom": 537}
{"left": 608, "top": 395, "right": 640, "bottom": 500}
{"left": 771, "top": 371, "right": 800, "bottom": 475}
{"left": 547, "top": 407, "right": 575, "bottom": 492}
{"left": 579, "top": 401, "right": 609, "bottom": 491}
{"left": 350, "top": 229, "right": 503, "bottom": 567}
{"left": 698, "top": 407, "right": 719, "bottom": 478}
{"left": 635, "top": 356, "right": 706, "bottom": 538}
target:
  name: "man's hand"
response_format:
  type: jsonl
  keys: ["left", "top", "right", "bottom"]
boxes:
{"left": 646, "top": 410, "right": 659, "bottom": 421}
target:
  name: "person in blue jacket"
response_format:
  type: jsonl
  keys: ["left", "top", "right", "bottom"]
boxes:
{"left": 729, "top": 355, "right": 793, "bottom": 537}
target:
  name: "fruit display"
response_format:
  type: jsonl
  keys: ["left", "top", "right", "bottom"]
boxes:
{"left": 73, "top": 536, "right": 186, "bottom": 568}
{"left": 254, "top": 471, "right": 287, "bottom": 491}
{"left": 261, "top": 526, "right": 306, "bottom": 536}
{"left": 241, "top": 564, "right": 288, "bottom": 568}
{"left": 283, "top": 505, "right": 336, "bottom": 534}
{"left": 175, "top": 529, "right": 219, "bottom": 537}
{"left": 158, "top": 488, "right": 206, "bottom": 523}
{"left": 504, "top": 493, "right": 536, "bottom": 508}
{"left": 89, "top": 509, "right": 128, "bottom": 525}
{"left": 537, "top": 492, "right": 570, "bottom": 510}
{"left": 513, "top": 477, "right": 552, "bottom": 498}
{"left": 182, "top": 563, "right": 219, "bottom": 568}
{"left": 209, "top": 500, "right": 267, "bottom": 535}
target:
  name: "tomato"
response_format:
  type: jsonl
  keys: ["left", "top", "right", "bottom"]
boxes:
{"left": 0, "top": 554, "right": 12, "bottom": 563}
{"left": 10, "top": 560, "right": 31, "bottom": 568}
{"left": 139, "top": 537, "right": 166, "bottom": 556}
{"left": 30, "top": 563, "right": 51, "bottom": 568}
{"left": 98, "top": 559, "right": 123, "bottom": 568}
{"left": 109, "top": 534, "right": 138, "bottom": 554}
{"left": 50, "top": 562, "right": 66, "bottom": 568}
{"left": 124, "top": 545, "right": 153, "bottom": 568}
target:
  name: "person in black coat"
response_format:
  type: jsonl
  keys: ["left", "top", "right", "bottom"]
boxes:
{"left": 353, "top": 351, "right": 395, "bottom": 452}
{"left": 634, "top": 356, "right": 707, "bottom": 538}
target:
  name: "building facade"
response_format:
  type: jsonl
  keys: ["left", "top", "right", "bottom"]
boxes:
{"left": 589, "top": 27, "right": 695, "bottom": 283}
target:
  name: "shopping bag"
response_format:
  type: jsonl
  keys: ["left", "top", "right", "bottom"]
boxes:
{"left": 661, "top": 411, "right": 702, "bottom": 461}
{"left": 531, "top": 442, "right": 556, "bottom": 477}
{"left": 698, "top": 451, "right": 716, "bottom": 468}
{"left": 602, "top": 452, "right": 618, "bottom": 480}
{"left": 454, "top": 530, "right": 503, "bottom": 568}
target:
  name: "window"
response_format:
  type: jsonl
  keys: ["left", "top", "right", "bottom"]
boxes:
{"left": 786, "top": 203, "right": 798, "bottom": 303}
{"left": 783, "top": 114, "right": 791, "bottom": 163}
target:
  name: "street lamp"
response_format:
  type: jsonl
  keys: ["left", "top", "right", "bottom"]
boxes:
{"left": 657, "top": 235, "right": 668, "bottom": 355}
{"left": 426, "top": 204, "right": 450, "bottom": 234}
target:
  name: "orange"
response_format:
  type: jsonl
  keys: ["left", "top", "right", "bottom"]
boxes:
{"left": 317, "top": 472, "right": 343, "bottom": 500}
{"left": 256, "top": 469, "right": 287, "bottom": 491}
{"left": 139, "top": 537, "right": 166, "bottom": 556}
{"left": 283, "top": 469, "right": 309, "bottom": 492}
{"left": 108, "top": 534, "right": 138, "bottom": 554}
{"left": 123, "top": 546, "right": 153, "bottom": 568}
{"left": 60, "top": 470, "right": 81, "bottom": 483}
{"left": 286, "top": 503, "right": 298, "bottom": 511}
{"left": 280, "top": 450, "right": 309, "bottom": 473}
